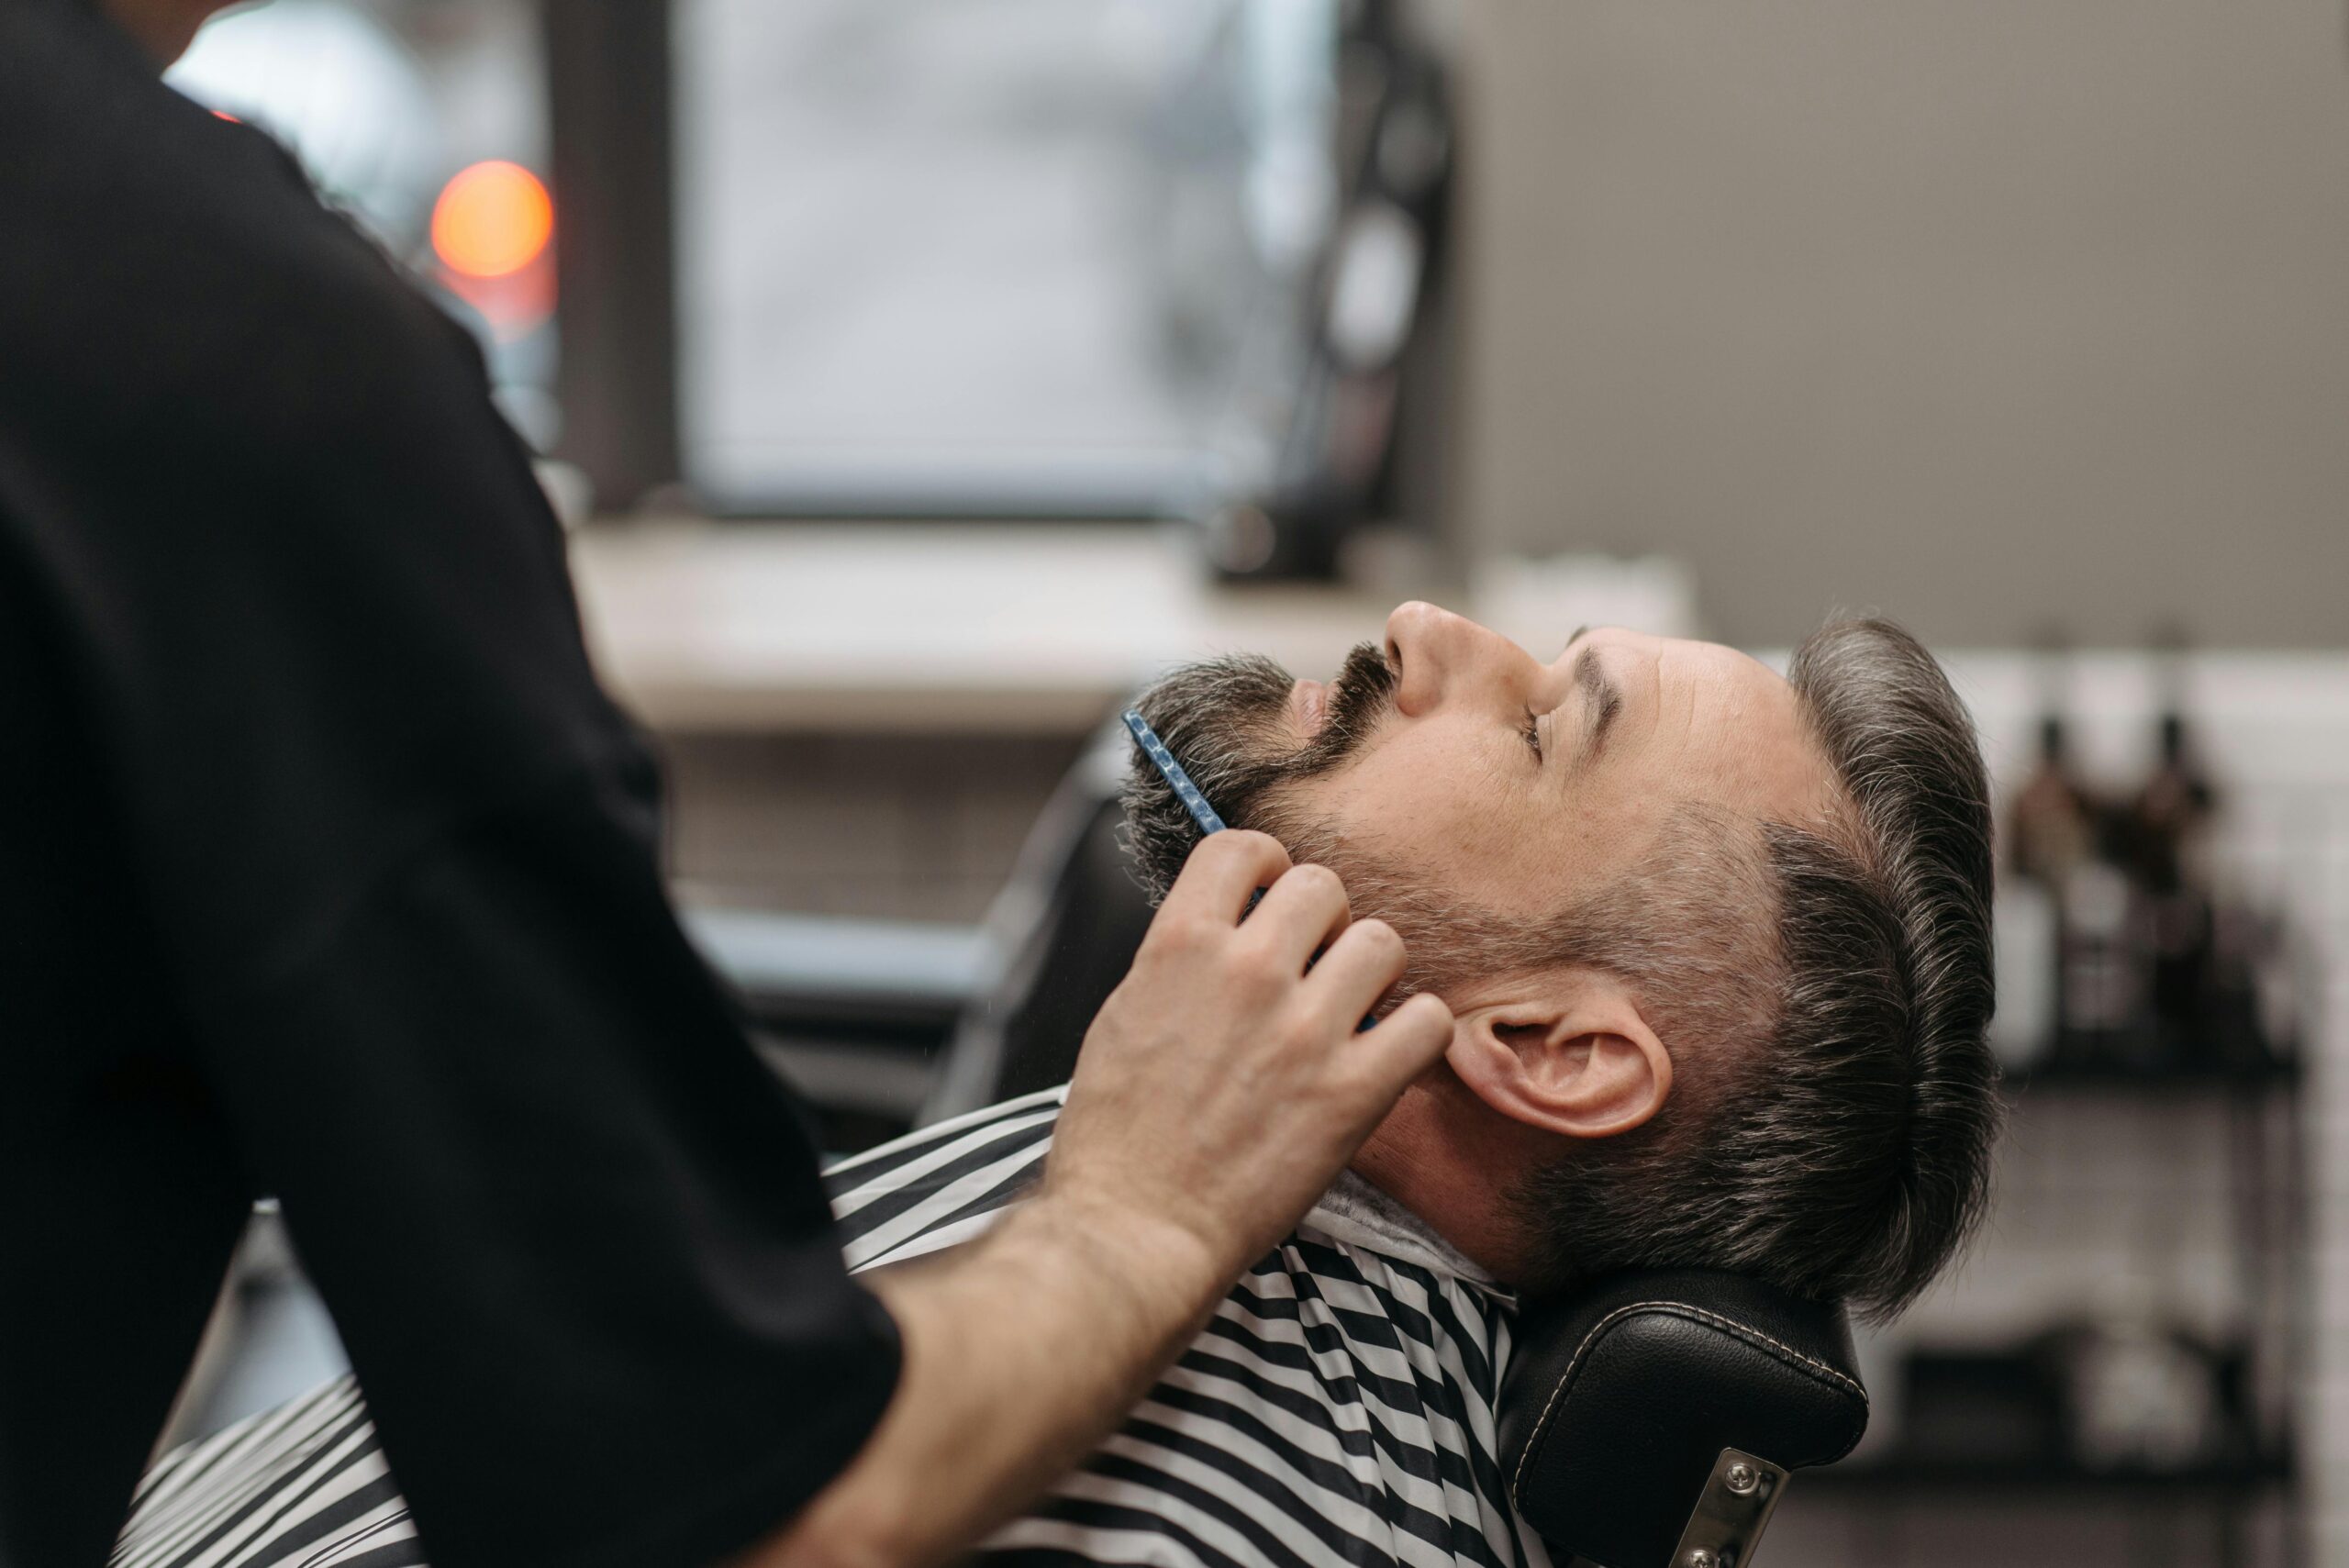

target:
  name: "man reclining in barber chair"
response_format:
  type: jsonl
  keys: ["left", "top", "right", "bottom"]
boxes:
{"left": 116, "top": 606, "right": 1998, "bottom": 1568}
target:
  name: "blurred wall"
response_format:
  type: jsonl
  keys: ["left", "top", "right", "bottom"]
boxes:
{"left": 661, "top": 731, "right": 1085, "bottom": 921}
{"left": 1453, "top": 1, "right": 2349, "bottom": 649}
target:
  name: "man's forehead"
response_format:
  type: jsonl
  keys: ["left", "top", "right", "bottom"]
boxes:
{"left": 1639, "top": 633, "right": 1835, "bottom": 822}
{"left": 1678, "top": 634, "right": 1797, "bottom": 701}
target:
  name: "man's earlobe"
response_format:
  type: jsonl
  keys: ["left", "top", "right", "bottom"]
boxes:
{"left": 1446, "top": 976, "right": 1674, "bottom": 1140}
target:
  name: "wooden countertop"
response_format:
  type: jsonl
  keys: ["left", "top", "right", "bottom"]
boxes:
{"left": 570, "top": 519, "right": 1402, "bottom": 732}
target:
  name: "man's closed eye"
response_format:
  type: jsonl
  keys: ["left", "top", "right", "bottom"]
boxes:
{"left": 1575, "top": 649, "right": 1624, "bottom": 758}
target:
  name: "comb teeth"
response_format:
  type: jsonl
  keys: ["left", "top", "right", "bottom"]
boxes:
{"left": 1122, "top": 709, "right": 1226, "bottom": 836}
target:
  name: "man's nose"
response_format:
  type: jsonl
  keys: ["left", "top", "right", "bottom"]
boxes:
{"left": 1383, "top": 600, "right": 1526, "bottom": 717}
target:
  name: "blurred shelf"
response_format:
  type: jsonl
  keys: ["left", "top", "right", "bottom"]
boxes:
{"left": 1810, "top": 1447, "right": 2294, "bottom": 1496}
{"left": 2002, "top": 1053, "right": 2300, "bottom": 1094}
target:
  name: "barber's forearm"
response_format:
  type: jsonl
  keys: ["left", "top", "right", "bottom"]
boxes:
{"left": 740, "top": 831, "right": 1455, "bottom": 1567}
{"left": 734, "top": 1192, "right": 1229, "bottom": 1568}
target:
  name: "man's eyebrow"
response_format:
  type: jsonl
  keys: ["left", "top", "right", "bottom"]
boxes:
{"left": 1575, "top": 648, "right": 1623, "bottom": 755}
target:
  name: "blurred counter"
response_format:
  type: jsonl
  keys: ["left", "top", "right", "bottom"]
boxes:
{"left": 570, "top": 519, "right": 1398, "bottom": 733}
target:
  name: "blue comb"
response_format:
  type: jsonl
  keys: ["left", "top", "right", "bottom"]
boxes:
{"left": 1122, "top": 709, "right": 1226, "bottom": 836}
{"left": 1122, "top": 708, "right": 1377, "bottom": 1031}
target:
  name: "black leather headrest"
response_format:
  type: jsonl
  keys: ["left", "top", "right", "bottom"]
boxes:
{"left": 1497, "top": 1270, "right": 1868, "bottom": 1568}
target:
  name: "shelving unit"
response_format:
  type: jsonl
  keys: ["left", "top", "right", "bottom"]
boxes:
{"left": 1815, "top": 1451, "right": 2295, "bottom": 1489}
{"left": 1809, "top": 1029, "right": 2308, "bottom": 1568}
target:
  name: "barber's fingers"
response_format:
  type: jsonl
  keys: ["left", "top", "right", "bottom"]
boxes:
{"left": 1244, "top": 862, "right": 1353, "bottom": 971}
{"left": 1299, "top": 914, "right": 1408, "bottom": 1014}
{"left": 1156, "top": 829, "right": 1294, "bottom": 929}
{"left": 1353, "top": 993, "right": 1457, "bottom": 1096}
{"left": 1302, "top": 922, "right": 1455, "bottom": 1092}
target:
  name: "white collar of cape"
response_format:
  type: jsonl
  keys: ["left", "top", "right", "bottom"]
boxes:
{"left": 1299, "top": 1170, "right": 1519, "bottom": 1307}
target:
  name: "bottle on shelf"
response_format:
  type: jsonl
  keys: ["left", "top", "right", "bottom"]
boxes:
{"left": 2057, "top": 842, "right": 2155, "bottom": 1065}
{"left": 1992, "top": 711, "right": 2082, "bottom": 1069}
{"left": 2009, "top": 717, "right": 2097, "bottom": 888}
{"left": 2123, "top": 628, "right": 2221, "bottom": 1063}
{"left": 1998, "top": 639, "right": 2153, "bottom": 1068}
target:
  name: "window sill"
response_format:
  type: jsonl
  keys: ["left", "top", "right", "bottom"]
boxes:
{"left": 570, "top": 517, "right": 1400, "bottom": 733}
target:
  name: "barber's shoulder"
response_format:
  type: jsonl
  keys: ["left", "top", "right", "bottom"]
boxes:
{"left": 0, "top": 21, "right": 449, "bottom": 432}
{"left": 0, "top": 6, "right": 306, "bottom": 274}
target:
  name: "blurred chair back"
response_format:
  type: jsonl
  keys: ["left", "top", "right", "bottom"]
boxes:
{"left": 923, "top": 731, "right": 1149, "bottom": 1118}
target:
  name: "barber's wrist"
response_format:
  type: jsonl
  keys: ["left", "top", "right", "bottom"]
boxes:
{"left": 1011, "top": 1185, "right": 1237, "bottom": 1340}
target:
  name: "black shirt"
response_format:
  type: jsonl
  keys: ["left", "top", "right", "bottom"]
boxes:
{"left": 0, "top": 6, "right": 900, "bottom": 1565}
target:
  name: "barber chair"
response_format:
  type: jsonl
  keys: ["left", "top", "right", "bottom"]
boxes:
{"left": 917, "top": 727, "right": 1871, "bottom": 1568}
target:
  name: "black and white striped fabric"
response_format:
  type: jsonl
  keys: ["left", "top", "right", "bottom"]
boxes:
{"left": 115, "top": 1088, "right": 1552, "bottom": 1568}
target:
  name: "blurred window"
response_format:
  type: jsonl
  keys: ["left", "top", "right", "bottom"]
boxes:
{"left": 674, "top": 0, "right": 1339, "bottom": 516}
{"left": 168, "top": 0, "right": 559, "bottom": 446}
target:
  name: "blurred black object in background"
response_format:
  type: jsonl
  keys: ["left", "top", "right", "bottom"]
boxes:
{"left": 1202, "top": 0, "right": 1458, "bottom": 581}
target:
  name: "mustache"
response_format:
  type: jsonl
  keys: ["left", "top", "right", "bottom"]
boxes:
{"left": 1311, "top": 641, "right": 1402, "bottom": 764}
{"left": 1119, "top": 641, "right": 1396, "bottom": 901}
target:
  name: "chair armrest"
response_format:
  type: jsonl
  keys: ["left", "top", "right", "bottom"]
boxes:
{"left": 679, "top": 906, "right": 991, "bottom": 1032}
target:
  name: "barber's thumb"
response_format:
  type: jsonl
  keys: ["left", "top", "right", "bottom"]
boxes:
{"left": 1358, "top": 992, "right": 1454, "bottom": 1092}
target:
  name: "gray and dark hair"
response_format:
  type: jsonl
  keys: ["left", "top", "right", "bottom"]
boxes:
{"left": 1511, "top": 617, "right": 2000, "bottom": 1320}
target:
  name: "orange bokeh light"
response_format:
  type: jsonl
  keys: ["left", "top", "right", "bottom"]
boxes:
{"left": 431, "top": 161, "right": 553, "bottom": 280}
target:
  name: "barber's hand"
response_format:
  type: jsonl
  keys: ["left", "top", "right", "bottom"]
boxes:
{"left": 759, "top": 834, "right": 1447, "bottom": 1568}
{"left": 1044, "top": 830, "right": 1454, "bottom": 1281}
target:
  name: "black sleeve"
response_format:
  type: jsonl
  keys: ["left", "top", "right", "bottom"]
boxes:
{"left": 0, "top": 16, "right": 898, "bottom": 1564}
{"left": 205, "top": 755, "right": 902, "bottom": 1568}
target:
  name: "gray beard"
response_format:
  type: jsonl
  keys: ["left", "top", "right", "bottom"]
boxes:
{"left": 1116, "top": 645, "right": 1525, "bottom": 1013}
{"left": 1119, "top": 642, "right": 1397, "bottom": 903}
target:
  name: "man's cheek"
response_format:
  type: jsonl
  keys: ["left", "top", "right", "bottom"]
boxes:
{"left": 1322, "top": 763, "right": 1471, "bottom": 849}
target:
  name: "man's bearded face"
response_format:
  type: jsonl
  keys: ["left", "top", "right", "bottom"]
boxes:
{"left": 1119, "top": 605, "right": 1842, "bottom": 1014}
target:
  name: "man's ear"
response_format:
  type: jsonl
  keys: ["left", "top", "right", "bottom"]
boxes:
{"left": 1446, "top": 970, "right": 1674, "bottom": 1140}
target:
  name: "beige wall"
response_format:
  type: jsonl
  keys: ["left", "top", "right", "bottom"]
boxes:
{"left": 1453, "top": 1, "right": 2349, "bottom": 649}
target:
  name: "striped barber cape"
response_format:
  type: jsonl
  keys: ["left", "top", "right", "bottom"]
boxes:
{"left": 114, "top": 1087, "right": 1554, "bottom": 1568}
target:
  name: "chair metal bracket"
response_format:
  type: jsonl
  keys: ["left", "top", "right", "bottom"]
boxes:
{"left": 1666, "top": 1447, "right": 1791, "bottom": 1568}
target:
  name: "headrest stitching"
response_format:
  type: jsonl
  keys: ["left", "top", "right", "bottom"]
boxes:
{"left": 1508, "top": 1300, "right": 1869, "bottom": 1506}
